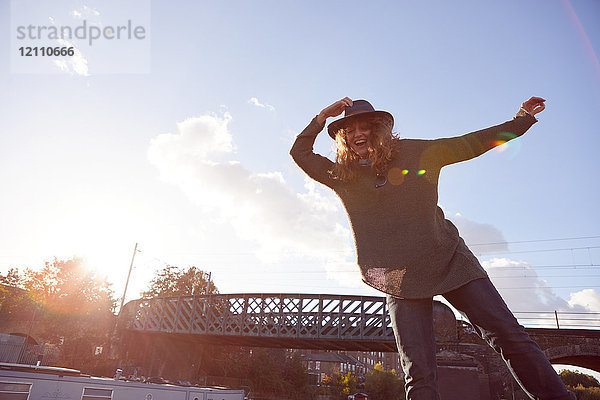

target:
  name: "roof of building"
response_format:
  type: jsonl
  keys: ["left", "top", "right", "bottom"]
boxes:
{"left": 301, "top": 352, "right": 365, "bottom": 366}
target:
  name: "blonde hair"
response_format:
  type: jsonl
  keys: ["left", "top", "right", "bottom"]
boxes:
{"left": 330, "top": 114, "right": 399, "bottom": 182}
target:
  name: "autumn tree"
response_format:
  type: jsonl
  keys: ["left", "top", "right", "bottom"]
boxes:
{"left": 0, "top": 258, "right": 116, "bottom": 371}
{"left": 364, "top": 363, "right": 405, "bottom": 400}
{"left": 560, "top": 369, "right": 600, "bottom": 389}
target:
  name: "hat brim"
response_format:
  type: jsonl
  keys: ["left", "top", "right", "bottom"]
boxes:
{"left": 327, "top": 110, "right": 394, "bottom": 139}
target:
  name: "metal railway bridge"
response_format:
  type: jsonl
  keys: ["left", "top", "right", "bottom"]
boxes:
{"left": 119, "top": 293, "right": 600, "bottom": 371}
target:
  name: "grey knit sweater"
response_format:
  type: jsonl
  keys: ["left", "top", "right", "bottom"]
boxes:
{"left": 290, "top": 111, "right": 537, "bottom": 299}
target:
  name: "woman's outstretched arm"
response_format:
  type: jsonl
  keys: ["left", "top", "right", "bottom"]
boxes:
{"left": 429, "top": 97, "right": 546, "bottom": 167}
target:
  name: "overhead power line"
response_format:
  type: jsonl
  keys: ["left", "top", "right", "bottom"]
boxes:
{"left": 469, "top": 235, "right": 600, "bottom": 246}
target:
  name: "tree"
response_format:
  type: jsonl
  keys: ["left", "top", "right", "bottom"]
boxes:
{"left": 141, "top": 265, "right": 217, "bottom": 298}
{"left": 560, "top": 369, "right": 600, "bottom": 389}
{"left": 364, "top": 365, "right": 405, "bottom": 400}
{"left": 0, "top": 268, "right": 33, "bottom": 324}
{"left": 0, "top": 258, "right": 116, "bottom": 371}
{"left": 337, "top": 371, "right": 359, "bottom": 397}
{"left": 281, "top": 352, "right": 311, "bottom": 395}
{"left": 0, "top": 268, "right": 22, "bottom": 287}
{"left": 122, "top": 265, "right": 220, "bottom": 382}
{"left": 247, "top": 348, "right": 284, "bottom": 395}
{"left": 23, "top": 258, "right": 115, "bottom": 318}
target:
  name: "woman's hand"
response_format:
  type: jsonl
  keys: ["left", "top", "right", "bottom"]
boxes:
{"left": 521, "top": 97, "right": 546, "bottom": 116}
{"left": 317, "top": 97, "right": 353, "bottom": 125}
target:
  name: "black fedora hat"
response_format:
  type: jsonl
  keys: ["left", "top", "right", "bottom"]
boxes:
{"left": 327, "top": 99, "right": 394, "bottom": 139}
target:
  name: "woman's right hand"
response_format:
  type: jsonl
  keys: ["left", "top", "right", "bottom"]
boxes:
{"left": 317, "top": 97, "right": 353, "bottom": 125}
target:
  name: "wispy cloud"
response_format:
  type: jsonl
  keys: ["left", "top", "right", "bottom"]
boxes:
{"left": 248, "top": 97, "right": 275, "bottom": 111}
{"left": 70, "top": 5, "right": 100, "bottom": 18}
{"left": 47, "top": 16, "right": 89, "bottom": 76}
{"left": 53, "top": 39, "right": 89, "bottom": 76}
{"left": 449, "top": 213, "right": 508, "bottom": 255}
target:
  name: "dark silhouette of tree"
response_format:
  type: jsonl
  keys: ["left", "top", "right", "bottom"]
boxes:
{"left": 0, "top": 268, "right": 33, "bottom": 324}
{"left": 141, "top": 266, "right": 217, "bottom": 298}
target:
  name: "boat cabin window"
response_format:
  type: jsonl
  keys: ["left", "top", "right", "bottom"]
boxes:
{"left": 0, "top": 382, "right": 32, "bottom": 399}
{"left": 81, "top": 387, "right": 113, "bottom": 399}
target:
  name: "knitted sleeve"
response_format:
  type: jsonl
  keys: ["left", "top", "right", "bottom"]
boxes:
{"left": 423, "top": 113, "right": 538, "bottom": 167}
{"left": 290, "top": 116, "right": 337, "bottom": 188}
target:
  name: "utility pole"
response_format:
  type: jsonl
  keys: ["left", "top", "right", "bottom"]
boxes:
{"left": 119, "top": 243, "right": 138, "bottom": 314}
{"left": 205, "top": 271, "right": 212, "bottom": 295}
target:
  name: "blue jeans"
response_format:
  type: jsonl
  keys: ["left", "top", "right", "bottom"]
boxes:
{"left": 386, "top": 278, "right": 575, "bottom": 400}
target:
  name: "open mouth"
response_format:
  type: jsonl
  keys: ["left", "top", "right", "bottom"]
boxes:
{"left": 354, "top": 139, "right": 367, "bottom": 146}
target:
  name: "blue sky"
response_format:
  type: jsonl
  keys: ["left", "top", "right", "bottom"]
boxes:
{"left": 1, "top": 0, "right": 599, "bottom": 345}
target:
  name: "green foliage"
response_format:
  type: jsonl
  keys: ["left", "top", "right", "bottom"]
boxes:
{"left": 244, "top": 349, "right": 313, "bottom": 399}
{"left": 0, "top": 268, "right": 32, "bottom": 322}
{"left": 141, "top": 265, "right": 217, "bottom": 298}
{"left": 281, "top": 352, "right": 311, "bottom": 394}
{"left": 560, "top": 369, "right": 600, "bottom": 389}
{"left": 338, "top": 371, "right": 358, "bottom": 396}
{"left": 364, "top": 367, "right": 405, "bottom": 400}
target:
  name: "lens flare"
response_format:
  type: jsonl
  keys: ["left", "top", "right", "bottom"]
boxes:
{"left": 563, "top": 0, "right": 600, "bottom": 79}
{"left": 388, "top": 167, "right": 405, "bottom": 185}
{"left": 401, "top": 169, "right": 409, "bottom": 175}
{"left": 494, "top": 140, "right": 508, "bottom": 152}
{"left": 494, "top": 132, "right": 522, "bottom": 158}
{"left": 417, "top": 169, "right": 426, "bottom": 176}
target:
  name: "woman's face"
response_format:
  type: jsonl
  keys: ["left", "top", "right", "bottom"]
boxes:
{"left": 345, "top": 119, "right": 372, "bottom": 159}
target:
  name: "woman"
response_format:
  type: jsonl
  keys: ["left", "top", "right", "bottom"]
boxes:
{"left": 290, "top": 97, "right": 575, "bottom": 400}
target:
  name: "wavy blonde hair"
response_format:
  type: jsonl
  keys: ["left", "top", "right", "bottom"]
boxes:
{"left": 330, "top": 114, "right": 399, "bottom": 182}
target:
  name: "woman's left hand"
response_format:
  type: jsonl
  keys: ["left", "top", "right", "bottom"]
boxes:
{"left": 521, "top": 97, "right": 546, "bottom": 116}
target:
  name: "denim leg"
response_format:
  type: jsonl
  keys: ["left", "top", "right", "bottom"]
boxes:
{"left": 443, "top": 278, "right": 576, "bottom": 400}
{"left": 386, "top": 295, "right": 441, "bottom": 400}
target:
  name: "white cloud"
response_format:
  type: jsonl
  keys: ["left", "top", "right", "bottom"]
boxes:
{"left": 484, "top": 258, "right": 576, "bottom": 311}
{"left": 449, "top": 213, "right": 508, "bottom": 255}
{"left": 447, "top": 214, "right": 599, "bottom": 327}
{"left": 569, "top": 289, "right": 600, "bottom": 311}
{"left": 248, "top": 97, "right": 275, "bottom": 111}
{"left": 148, "top": 112, "right": 355, "bottom": 280}
{"left": 481, "top": 257, "right": 599, "bottom": 328}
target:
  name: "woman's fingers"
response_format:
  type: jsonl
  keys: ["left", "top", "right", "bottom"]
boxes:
{"left": 531, "top": 103, "right": 546, "bottom": 115}
{"left": 341, "top": 97, "right": 353, "bottom": 107}
{"left": 521, "top": 96, "right": 546, "bottom": 116}
{"left": 324, "top": 98, "right": 353, "bottom": 118}
{"left": 523, "top": 97, "right": 546, "bottom": 108}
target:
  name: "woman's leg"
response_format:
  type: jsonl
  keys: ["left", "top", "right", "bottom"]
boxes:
{"left": 443, "top": 278, "right": 575, "bottom": 400}
{"left": 386, "top": 294, "right": 441, "bottom": 400}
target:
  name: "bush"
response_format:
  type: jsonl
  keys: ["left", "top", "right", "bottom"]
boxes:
{"left": 568, "top": 385, "right": 600, "bottom": 400}
{"left": 364, "top": 368, "right": 405, "bottom": 400}
{"left": 559, "top": 370, "right": 600, "bottom": 389}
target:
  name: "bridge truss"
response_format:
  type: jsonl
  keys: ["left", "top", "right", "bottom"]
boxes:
{"left": 120, "top": 294, "right": 398, "bottom": 351}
